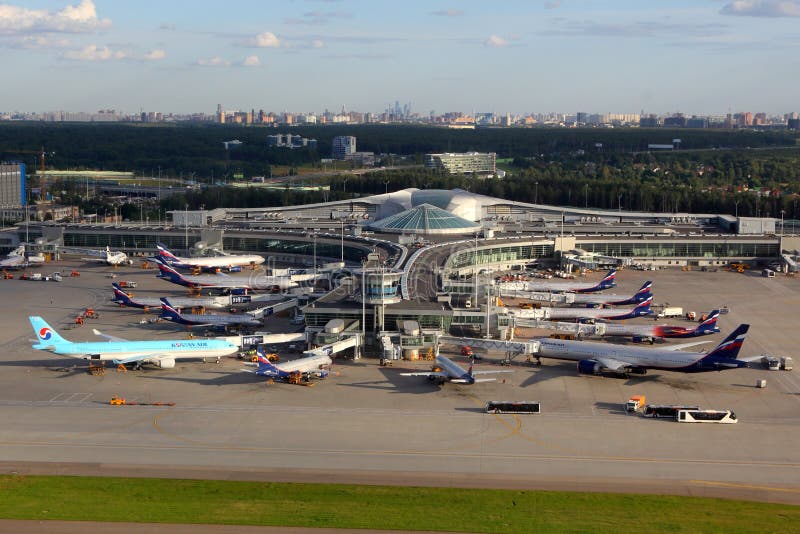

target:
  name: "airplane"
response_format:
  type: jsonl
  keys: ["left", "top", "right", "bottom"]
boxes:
{"left": 518, "top": 296, "right": 654, "bottom": 322}
{"left": 242, "top": 348, "right": 333, "bottom": 383}
{"left": 506, "top": 281, "right": 652, "bottom": 307}
{"left": 81, "top": 246, "right": 133, "bottom": 266}
{"left": 399, "top": 355, "right": 514, "bottom": 385}
{"left": 497, "top": 269, "right": 617, "bottom": 294}
{"left": 155, "top": 259, "right": 297, "bottom": 292}
{"left": 159, "top": 298, "right": 262, "bottom": 328}
{"left": 111, "top": 283, "right": 281, "bottom": 311}
{"left": 601, "top": 309, "right": 721, "bottom": 343}
{"left": 28, "top": 316, "right": 238, "bottom": 369}
{"left": 156, "top": 243, "right": 264, "bottom": 271}
{"left": 0, "top": 245, "right": 43, "bottom": 269}
{"left": 534, "top": 323, "right": 755, "bottom": 377}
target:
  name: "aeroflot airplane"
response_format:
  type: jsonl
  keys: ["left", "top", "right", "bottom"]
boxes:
{"left": 602, "top": 309, "right": 721, "bottom": 343}
{"left": 156, "top": 243, "right": 264, "bottom": 271}
{"left": 155, "top": 259, "right": 297, "bottom": 291}
{"left": 242, "top": 348, "right": 333, "bottom": 382}
{"left": 544, "top": 296, "right": 653, "bottom": 321}
{"left": 507, "top": 281, "right": 652, "bottom": 307}
{"left": 498, "top": 269, "right": 617, "bottom": 294}
{"left": 400, "top": 355, "right": 514, "bottom": 385}
{"left": 159, "top": 298, "right": 262, "bottom": 328}
{"left": 29, "top": 316, "right": 238, "bottom": 368}
{"left": 535, "top": 324, "right": 755, "bottom": 377}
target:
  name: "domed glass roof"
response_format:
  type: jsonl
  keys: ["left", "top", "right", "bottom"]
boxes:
{"left": 368, "top": 203, "right": 481, "bottom": 235}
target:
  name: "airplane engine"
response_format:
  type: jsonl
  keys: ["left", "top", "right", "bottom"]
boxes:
{"left": 577, "top": 359, "right": 602, "bottom": 375}
{"left": 156, "top": 358, "right": 176, "bottom": 369}
{"left": 628, "top": 367, "right": 647, "bottom": 375}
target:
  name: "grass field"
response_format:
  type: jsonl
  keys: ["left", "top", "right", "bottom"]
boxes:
{"left": 0, "top": 475, "right": 796, "bottom": 532}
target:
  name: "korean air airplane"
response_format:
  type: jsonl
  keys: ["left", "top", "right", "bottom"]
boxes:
{"left": 400, "top": 355, "right": 514, "bottom": 385}
{"left": 535, "top": 323, "right": 756, "bottom": 377}
{"left": 156, "top": 243, "right": 264, "bottom": 271}
{"left": 29, "top": 316, "right": 238, "bottom": 368}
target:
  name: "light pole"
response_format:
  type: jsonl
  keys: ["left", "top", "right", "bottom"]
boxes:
{"left": 781, "top": 209, "right": 785, "bottom": 238}
{"left": 584, "top": 183, "right": 588, "bottom": 208}
{"left": 343, "top": 177, "right": 349, "bottom": 194}
{"left": 534, "top": 181, "right": 538, "bottom": 204}
{"left": 618, "top": 193, "right": 623, "bottom": 213}
{"left": 340, "top": 218, "right": 344, "bottom": 263}
{"left": 384, "top": 179, "right": 389, "bottom": 195}
{"left": 184, "top": 203, "right": 188, "bottom": 252}
{"left": 735, "top": 200, "right": 740, "bottom": 218}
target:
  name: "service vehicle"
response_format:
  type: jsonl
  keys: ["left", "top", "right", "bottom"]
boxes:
{"left": 656, "top": 307, "right": 683, "bottom": 319}
{"left": 485, "top": 401, "right": 541, "bottom": 414}
{"left": 677, "top": 409, "right": 738, "bottom": 424}
{"left": 762, "top": 355, "right": 780, "bottom": 371}
{"left": 643, "top": 404, "right": 700, "bottom": 419}
{"left": 626, "top": 395, "right": 646, "bottom": 413}
{"left": 780, "top": 356, "right": 793, "bottom": 371}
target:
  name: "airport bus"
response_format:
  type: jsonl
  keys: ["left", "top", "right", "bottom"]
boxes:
{"left": 643, "top": 405, "right": 699, "bottom": 419}
{"left": 677, "top": 409, "right": 737, "bottom": 424}
{"left": 485, "top": 401, "right": 541, "bottom": 414}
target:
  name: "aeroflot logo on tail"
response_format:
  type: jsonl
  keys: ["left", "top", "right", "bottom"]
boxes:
{"left": 39, "top": 327, "right": 53, "bottom": 340}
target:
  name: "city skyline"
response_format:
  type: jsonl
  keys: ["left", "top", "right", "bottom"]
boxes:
{"left": 1, "top": 1, "right": 799, "bottom": 115}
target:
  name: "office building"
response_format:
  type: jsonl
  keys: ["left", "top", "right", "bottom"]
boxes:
{"left": 424, "top": 152, "right": 497, "bottom": 176}
{"left": 0, "top": 162, "right": 26, "bottom": 206}
{"left": 332, "top": 136, "right": 357, "bottom": 160}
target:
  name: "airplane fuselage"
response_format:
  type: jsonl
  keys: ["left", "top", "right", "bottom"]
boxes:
{"left": 36, "top": 339, "right": 238, "bottom": 361}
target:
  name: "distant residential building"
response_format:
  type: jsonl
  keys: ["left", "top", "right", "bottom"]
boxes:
{"left": 332, "top": 136, "right": 357, "bottom": 160}
{"left": 639, "top": 114, "right": 660, "bottom": 127}
{"left": 576, "top": 112, "right": 589, "bottom": 124}
{"left": 788, "top": 118, "right": 800, "bottom": 130}
{"left": 424, "top": 152, "right": 497, "bottom": 176}
{"left": 267, "top": 134, "right": 318, "bottom": 150}
{"left": 663, "top": 114, "right": 687, "bottom": 127}
{"left": 0, "top": 162, "right": 26, "bottom": 206}
{"left": 687, "top": 116, "right": 709, "bottom": 128}
{"left": 344, "top": 152, "right": 375, "bottom": 167}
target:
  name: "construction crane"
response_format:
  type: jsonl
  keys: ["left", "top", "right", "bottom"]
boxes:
{"left": 0, "top": 147, "right": 53, "bottom": 202}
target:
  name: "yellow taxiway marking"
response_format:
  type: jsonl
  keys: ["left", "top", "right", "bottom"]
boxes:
{"left": 690, "top": 480, "right": 800, "bottom": 494}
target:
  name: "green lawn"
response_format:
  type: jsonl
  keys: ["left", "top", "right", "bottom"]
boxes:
{"left": 0, "top": 475, "right": 796, "bottom": 532}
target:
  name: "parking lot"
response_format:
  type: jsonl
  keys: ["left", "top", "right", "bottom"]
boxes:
{"left": 1, "top": 260, "right": 799, "bottom": 504}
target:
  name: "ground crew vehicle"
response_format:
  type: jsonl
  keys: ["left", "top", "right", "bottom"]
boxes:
{"left": 626, "top": 395, "right": 646, "bottom": 413}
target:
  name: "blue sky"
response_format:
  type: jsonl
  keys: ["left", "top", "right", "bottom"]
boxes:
{"left": 1, "top": 0, "right": 798, "bottom": 115}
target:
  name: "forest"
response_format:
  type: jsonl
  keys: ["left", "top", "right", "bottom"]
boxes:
{"left": 2, "top": 122, "right": 799, "bottom": 221}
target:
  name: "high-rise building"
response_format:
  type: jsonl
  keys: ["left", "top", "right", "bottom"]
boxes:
{"left": 0, "top": 162, "right": 26, "bottom": 206}
{"left": 332, "top": 136, "right": 357, "bottom": 160}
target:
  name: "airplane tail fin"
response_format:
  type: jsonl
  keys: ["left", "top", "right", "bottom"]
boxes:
{"left": 635, "top": 281, "right": 653, "bottom": 299}
{"left": 588, "top": 269, "right": 617, "bottom": 291}
{"left": 159, "top": 298, "right": 183, "bottom": 321}
{"left": 29, "top": 316, "right": 69, "bottom": 348}
{"left": 157, "top": 243, "right": 179, "bottom": 262}
{"left": 255, "top": 348, "right": 280, "bottom": 375}
{"left": 694, "top": 310, "right": 721, "bottom": 335}
{"left": 155, "top": 260, "right": 185, "bottom": 282}
{"left": 633, "top": 296, "right": 653, "bottom": 315}
{"left": 705, "top": 324, "right": 749, "bottom": 360}
{"left": 112, "top": 283, "right": 133, "bottom": 303}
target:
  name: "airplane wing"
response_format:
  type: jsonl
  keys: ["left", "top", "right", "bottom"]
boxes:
{"left": 471, "top": 370, "right": 515, "bottom": 375}
{"left": 399, "top": 371, "right": 449, "bottom": 378}
{"left": 111, "top": 354, "right": 159, "bottom": 365}
{"left": 737, "top": 354, "right": 768, "bottom": 363}
{"left": 664, "top": 341, "right": 712, "bottom": 351}
{"left": 92, "top": 329, "right": 129, "bottom": 343}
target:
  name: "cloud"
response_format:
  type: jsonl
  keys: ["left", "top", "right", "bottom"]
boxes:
{"left": 158, "top": 23, "right": 176, "bottom": 31}
{"left": 484, "top": 35, "right": 509, "bottom": 47}
{"left": 242, "top": 31, "right": 281, "bottom": 48}
{"left": 3, "top": 34, "right": 71, "bottom": 49}
{"left": 0, "top": 0, "right": 111, "bottom": 34}
{"left": 143, "top": 49, "right": 166, "bottom": 60}
{"left": 720, "top": 1, "right": 800, "bottom": 17}
{"left": 311, "top": 39, "right": 325, "bottom": 48}
{"left": 61, "top": 43, "right": 125, "bottom": 61}
{"left": 195, "top": 56, "right": 231, "bottom": 67}
{"left": 285, "top": 11, "right": 350, "bottom": 25}
{"left": 242, "top": 55, "right": 260, "bottom": 67}
{"left": 431, "top": 9, "right": 463, "bottom": 17}
{"left": 544, "top": 0, "right": 562, "bottom": 8}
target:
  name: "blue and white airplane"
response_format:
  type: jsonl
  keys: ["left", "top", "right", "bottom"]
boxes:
{"left": 498, "top": 269, "right": 617, "bottom": 294}
{"left": 155, "top": 258, "right": 296, "bottom": 292}
{"left": 243, "top": 348, "right": 333, "bottom": 383}
{"left": 535, "top": 324, "right": 756, "bottom": 377}
{"left": 159, "top": 298, "right": 262, "bottom": 328}
{"left": 400, "top": 355, "right": 514, "bottom": 385}
{"left": 156, "top": 243, "right": 264, "bottom": 271}
{"left": 545, "top": 295, "right": 653, "bottom": 321}
{"left": 29, "top": 316, "right": 238, "bottom": 368}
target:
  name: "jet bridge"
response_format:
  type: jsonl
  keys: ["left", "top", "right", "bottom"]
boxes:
{"left": 304, "top": 334, "right": 361, "bottom": 359}
{"left": 217, "top": 331, "right": 307, "bottom": 349}
{"left": 437, "top": 335, "right": 540, "bottom": 355}
{"left": 249, "top": 298, "right": 298, "bottom": 319}
{"left": 512, "top": 318, "right": 606, "bottom": 336}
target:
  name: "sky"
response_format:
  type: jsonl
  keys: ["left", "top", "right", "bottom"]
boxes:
{"left": 0, "top": 0, "right": 798, "bottom": 116}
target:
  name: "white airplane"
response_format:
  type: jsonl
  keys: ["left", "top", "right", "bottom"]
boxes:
{"left": 400, "top": 355, "right": 514, "bottom": 385}
{"left": 519, "top": 296, "right": 653, "bottom": 322}
{"left": 534, "top": 324, "right": 755, "bottom": 377}
{"left": 497, "top": 269, "right": 617, "bottom": 293}
{"left": 0, "top": 245, "right": 38, "bottom": 269}
{"left": 81, "top": 246, "right": 133, "bottom": 266}
{"left": 156, "top": 259, "right": 297, "bottom": 292}
{"left": 29, "top": 316, "right": 238, "bottom": 369}
{"left": 243, "top": 348, "right": 333, "bottom": 383}
{"left": 156, "top": 243, "right": 264, "bottom": 271}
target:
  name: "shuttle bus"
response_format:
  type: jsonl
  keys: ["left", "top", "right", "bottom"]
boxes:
{"left": 643, "top": 405, "right": 699, "bottom": 419}
{"left": 677, "top": 409, "right": 737, "bottom": 424}
{"left": 485, "top": 401, "right": 541, "bottom": 414}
